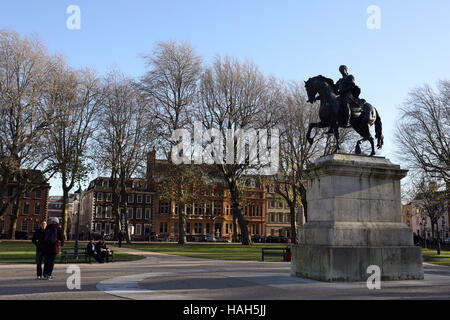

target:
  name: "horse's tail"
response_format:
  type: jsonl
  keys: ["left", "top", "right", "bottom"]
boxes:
{"left": 375, "top": 109, "right": 384, "bottom": 149}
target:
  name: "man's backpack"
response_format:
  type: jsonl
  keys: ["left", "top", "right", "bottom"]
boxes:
{"left": 44, "top": 226, "right": 58, "bottom": 246}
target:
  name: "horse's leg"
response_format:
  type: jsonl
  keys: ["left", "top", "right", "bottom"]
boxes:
{"left": 307, "top": 122, "right": 327, "bottom": 145}
{"left": 368, "top": 136, "right": 376, "bottom": 156}
{"left": 332, "top": 122, "right": 340, "bottom": 154}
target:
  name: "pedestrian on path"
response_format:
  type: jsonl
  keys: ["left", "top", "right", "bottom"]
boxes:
{"left": 43, "top": 217, "right": 65, "bottom": 280}
{"left": 31, "top": 221, "right": 47, "bottom": 279}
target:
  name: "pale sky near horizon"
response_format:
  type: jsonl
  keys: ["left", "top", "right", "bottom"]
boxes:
{"left": 1, "top": 1, "right": 449, "bottom": 195}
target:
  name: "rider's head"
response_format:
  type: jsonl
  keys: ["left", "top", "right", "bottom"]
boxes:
{"left": 339, "top": 65, "right": 348, "bottom": 76}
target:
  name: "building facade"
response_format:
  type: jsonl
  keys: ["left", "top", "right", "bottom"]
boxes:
{"left": 80, "top": 177, "right": 155, "bottom": 241}
{"left": 0, "top": 171, "right": 50, "bottom": 238}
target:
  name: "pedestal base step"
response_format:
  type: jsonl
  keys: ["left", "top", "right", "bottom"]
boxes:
{"left": 291, "top": 244, "right": 424, "bottom": 282}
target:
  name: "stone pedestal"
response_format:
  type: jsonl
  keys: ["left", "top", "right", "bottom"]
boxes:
{"left": 291, "top": 154, "right": 424, "bottom": 282}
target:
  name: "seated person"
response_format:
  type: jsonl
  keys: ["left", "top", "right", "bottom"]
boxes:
{"left": 95, "top": 238, "right": 111, "bottom": 263}
{"left": 86, "top": 238, "right": 104, "bottom": 263}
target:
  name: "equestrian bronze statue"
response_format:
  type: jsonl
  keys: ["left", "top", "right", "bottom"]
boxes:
{"left": 305, "top": 65, "right": 384, "bottom": 156}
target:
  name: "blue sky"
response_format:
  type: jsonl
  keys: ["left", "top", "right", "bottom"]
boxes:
{"left": 1, "top": 1, "right": 449, "bottom": 195}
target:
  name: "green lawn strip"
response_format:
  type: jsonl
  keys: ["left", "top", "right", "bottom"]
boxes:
{"left": 0, "top": 241, "right": 145, "bottom": 264}
{"left": 122, "top": 243, "right": 291, "bottom": 262}
{"left": 422, "top": 248, "right": 450, "bottom": 267}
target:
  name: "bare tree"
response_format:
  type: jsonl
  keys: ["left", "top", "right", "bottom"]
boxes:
{"left": 0, "top": 29, "right": 54, "bottom": 238}
{"left": 198, "top": 56, "right": 281, "bottom": 245}
{"left": 138, "top": 41, "right": 202, "bottom": 157}
{"left": 272, "top": 82, "right": 325, "bottom": 243}
{"left": 157, "top": 164, "right": 208, "bottom": 244}
{"left": 41, "top": 56, "right": 101, "bottom": 237}
{"left": 411, "top": 174, "right": 448, "bottom": 254}
{"left": 96, "top": 71, "right": 154, "bottom": 243}
{"left": 395, "top": 80, "right": 450, "bottom": 184}
{"left": 138, "top": 41, "right": 203, "bottom": 241}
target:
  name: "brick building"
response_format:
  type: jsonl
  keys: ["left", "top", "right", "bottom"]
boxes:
{"left": 79, "top": 177, "right": 155, "bottom": 241}
{"left": 0, "top": 170, "right": 50, "bottom": 238}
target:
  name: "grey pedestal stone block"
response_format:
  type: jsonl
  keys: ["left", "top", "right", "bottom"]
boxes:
{"left": 291, "top": 154, "right": 424, "bottom": 282}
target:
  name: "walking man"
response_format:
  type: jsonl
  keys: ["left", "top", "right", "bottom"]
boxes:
{"left": 43, "top": 217, "right": 65, "bottom": 280}
{"left": 31, "top": 221, "right": 47, "bottom": 279}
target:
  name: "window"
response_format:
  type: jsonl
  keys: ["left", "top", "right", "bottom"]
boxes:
{"left": 96, "top": 207, "right": 102, "bottom": 218}
{"left": 127, "top": 208, "right": 133, "bottom": 219}
{"left": 145, "top": 208, "right": 151, "bottom": 220}
{"left": 95, "top": 223, "right": 101, "bottom": 233}
{"left": 106, "top": 193, "right": 112, "bottom": 201}
{"left": 128, "top": 194, "right": 134, "bottom": 203}
{"left": 278, "top": 213, "right": 283, "bottom": 223}
{"left": 135, "top": 224, "right": 142, "bottom": 236}
{"left": 159, "top": 222, "right": 168, "bottom": 233}
{"left": 205, "top": 223, "right": 210, "bottom": 235}
{"left": 105, "top": 223, "right": 111, "bottom": 235}
{"left": 35, "top": 189, "right": 42, "bottom": 199}
{"left": 270, "top": 213, "right": 275, "bottom": 222}
{"left": 194, "top": 222, "right": 202, "bottom": 234}
{"left": 34, "top": 204, "right": 41, "bottom": 216}
{"left": 137, "top": 194, "right": 143, "bottom": 204}
{"left": 278, "top": 202, "right": 283, "bottom": 209}
{"left": 160, "top": 201, "right": 170, "bottom": 214}
{"left": 145, "top": 195, "right": 152, "bottom": 204}
{"left": 21, "top": 221, "right": 28, "bottom": 232}
{"left": 186, "top": 223, "right": 191, "bottom": 234}
{"left": 24, "top": 192, "right": 30, "bottom": 199}
{"left": 136, "top": 208, "right": 142, "bottom": 219}
{"left": 105, "top": 207, "right": 112, "bottom": 218}
{"left": 97, "top": 193, "right": 103, "bottom": 201}
{"left": 23, "top": 204, "right": 29, "bottom": 215}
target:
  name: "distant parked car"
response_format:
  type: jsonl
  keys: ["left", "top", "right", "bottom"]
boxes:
{"left": 216, "top": 238, "right": 230, "bottom": 243}
{"left": 444, "top": 238, "right": 450, "bottom": 244}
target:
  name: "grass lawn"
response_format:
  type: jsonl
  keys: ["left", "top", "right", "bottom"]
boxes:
{"left": 422, "top": 248, "right": 450, "bottom": 266}
{"left": 122, "top": 243, "right": 291, "bottom": 262}
{"left": 0, "top": 241, "right": 145, "bottom": 264}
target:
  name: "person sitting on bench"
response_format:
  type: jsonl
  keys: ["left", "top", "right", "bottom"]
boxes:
{"left": 86, "top": 238, "right": 104, "bottom": 263}
{"left": 95, "top": 238, "right": 111, "bottom": 263}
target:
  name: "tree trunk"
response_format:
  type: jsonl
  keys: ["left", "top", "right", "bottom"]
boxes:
{"left": 61, "top": 187, "right": 69, "bottom": 239}
{"left": 7, "top": 199, "right": 20, "bottom": 240}
{"left": 178, "top": 205, "right": 186, "bottom": 245}
{"left": 299, "top": 183, "right": 308, "bottom": 223}
{"left": 289, "top": 204, "right": 298, "bottom": 244}
{"left": 228, "top": 180, "right": 251, "bottom": 245}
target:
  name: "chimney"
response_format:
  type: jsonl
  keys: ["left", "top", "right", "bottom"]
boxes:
{"left": 147, "top": 150, "right": 156, "bottom": 180}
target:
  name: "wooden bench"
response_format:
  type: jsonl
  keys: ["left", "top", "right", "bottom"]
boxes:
{"left": 60, "top": 248, "right": 114, "bottom": 264}
{"left": 261, "top": 247, "right": 290, "bottom": 262}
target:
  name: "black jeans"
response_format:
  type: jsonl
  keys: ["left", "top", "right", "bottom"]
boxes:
{"left": 43, "top": 253, "right": 57, "bottom": 277}
{"left": 36, "top": 248, "right": 44, "bottom": 277}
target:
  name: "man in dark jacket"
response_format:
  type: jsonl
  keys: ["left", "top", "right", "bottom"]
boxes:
{"left": 86, "top": 238, "right": 104, "bottom": 263}
{"left": 95, "top": 238, "right": 111, "bottom": 263}
{"left": 43, "top": 217, "right": 65, "bottom": 280}
{"left": 32, "top": 221, "right": 47, "bottom": 279}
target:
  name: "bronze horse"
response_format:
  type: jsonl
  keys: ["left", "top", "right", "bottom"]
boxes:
{"left": 305, "top": 75, "right": 384, "bottom": 156}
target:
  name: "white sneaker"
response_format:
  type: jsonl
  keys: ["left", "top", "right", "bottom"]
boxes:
{"left": 37, "top": 276, "right": 41, "bottom": 280}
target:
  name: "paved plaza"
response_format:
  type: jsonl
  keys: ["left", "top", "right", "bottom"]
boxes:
{"left": 0, "top": 246, "right": 449, "bottom": 300}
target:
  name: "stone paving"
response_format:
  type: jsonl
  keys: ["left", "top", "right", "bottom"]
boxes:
{"left": 1, "top": 246, "right": 449, "bottom": 300}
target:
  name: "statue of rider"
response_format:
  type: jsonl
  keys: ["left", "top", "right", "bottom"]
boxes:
{"left": 335, "top": 65, "right": 361, "bottom": 128}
